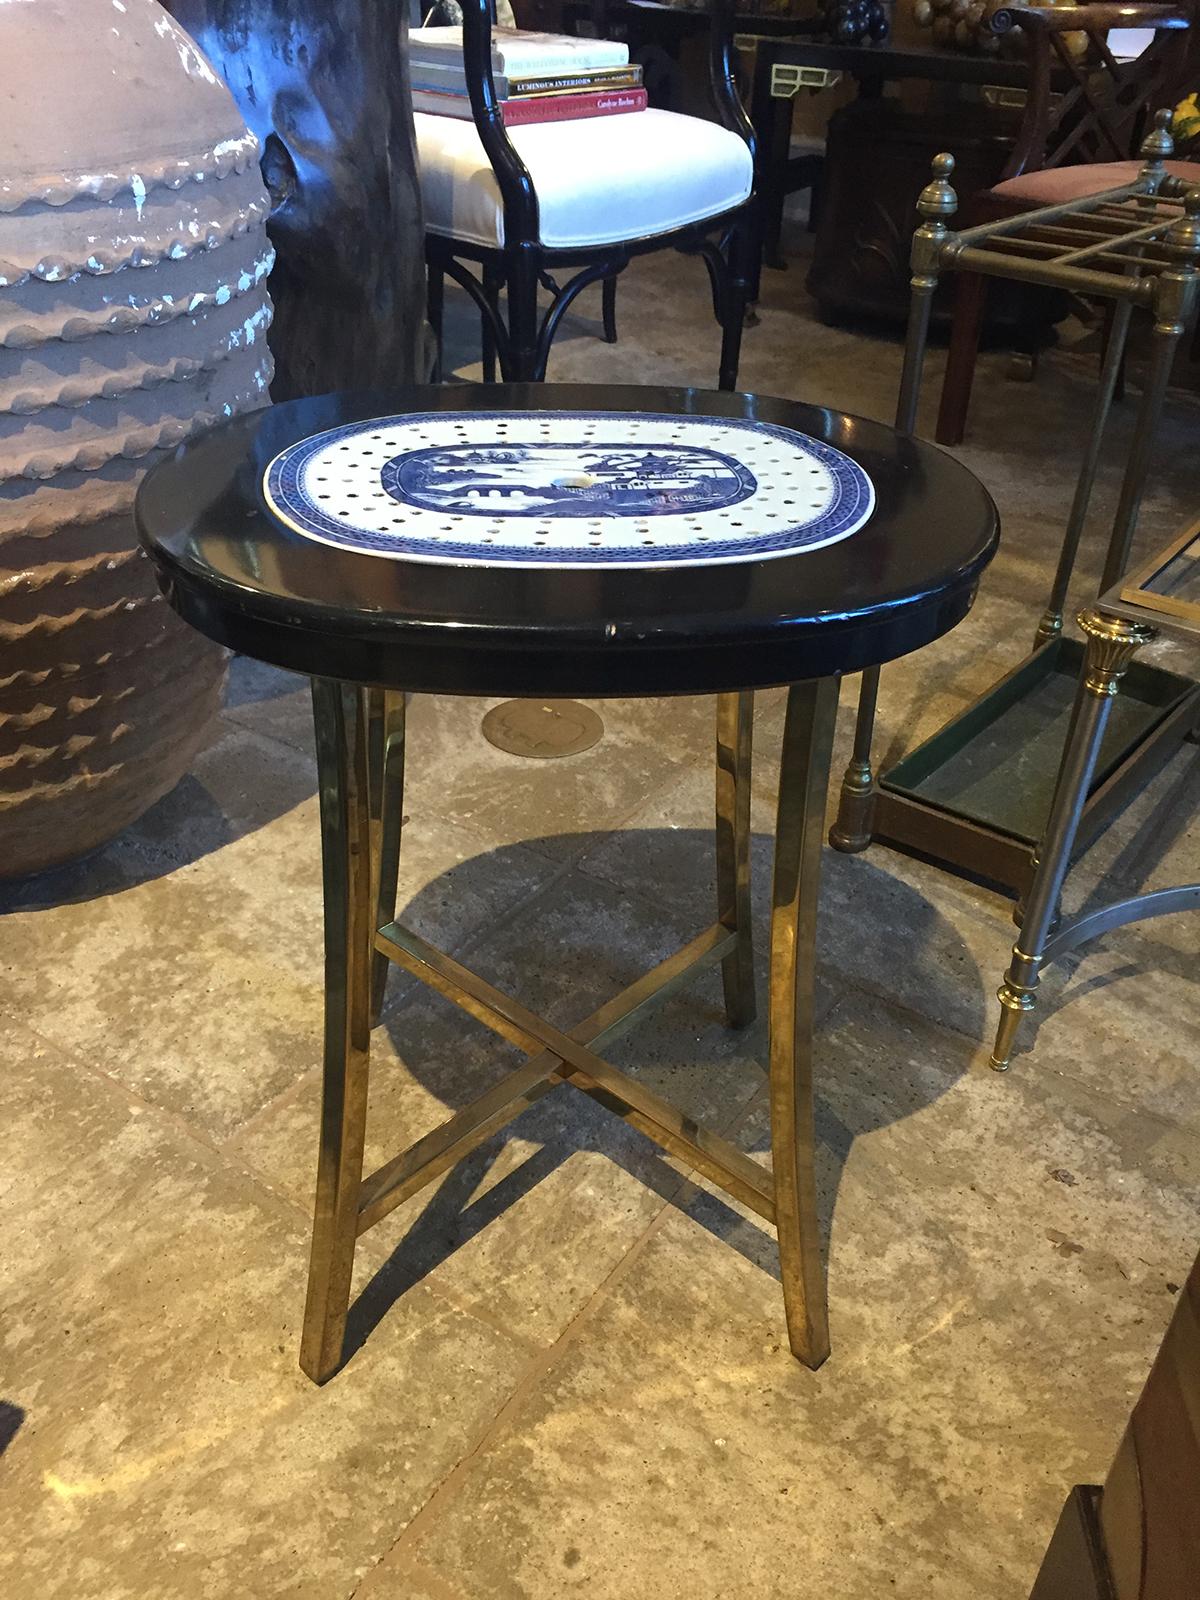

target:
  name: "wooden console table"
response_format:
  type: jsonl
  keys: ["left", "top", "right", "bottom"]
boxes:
{"left": 747, "top": 39, "right": 1052, "bottom": 278}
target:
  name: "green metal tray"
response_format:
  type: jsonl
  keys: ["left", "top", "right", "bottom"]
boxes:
{"left": 880, "top": 637, "right": 1196, "bottom": 847}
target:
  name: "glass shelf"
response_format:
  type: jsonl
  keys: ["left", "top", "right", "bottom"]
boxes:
{"left": 1115, "top": 517, "right": 1200, "bottom": 635}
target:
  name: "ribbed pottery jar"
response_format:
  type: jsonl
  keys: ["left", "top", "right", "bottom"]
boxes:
{"left": 0, "top": 0, "right": 274, "bottom": 878}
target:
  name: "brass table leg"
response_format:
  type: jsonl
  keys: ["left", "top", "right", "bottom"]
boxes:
{"left": 368, "top": 689, "right": 407, "bottom": 1027}
{"left": 715, "top": 690, "right": 756, "bottom": 1028}
{"left": 297, "top": 678, "right": 841, "bottom": 1380}
{"left": 770, "top": 676, "right": 840, "bottom": 1367}
{"left": 301, "top": 679, "right": 375, "bottom": 1384}
{"left": 991, "top": 612, "right": 1156, "bottom": 1070}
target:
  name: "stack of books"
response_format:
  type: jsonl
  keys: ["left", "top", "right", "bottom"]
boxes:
{"left": 410, "top": 26, "right": 647, "bottom": 127}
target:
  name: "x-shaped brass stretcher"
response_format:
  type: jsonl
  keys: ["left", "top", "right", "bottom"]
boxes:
{"left": 300, "top": 679, "right": 839, "bottom": 1384}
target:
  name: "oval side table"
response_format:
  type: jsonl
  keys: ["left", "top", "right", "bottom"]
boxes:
{"left": 136, "top": 382, "right": 998, "bottom": 1384}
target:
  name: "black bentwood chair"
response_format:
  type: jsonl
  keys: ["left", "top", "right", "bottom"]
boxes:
{"left": 416, "top": 0, "right": 758, "bottom": 387}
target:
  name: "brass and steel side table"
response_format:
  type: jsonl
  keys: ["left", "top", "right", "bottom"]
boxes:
{"left": 830, "top": 111, "right": 1200, "bottom": 902}
{"left": 136, "top": 382, "right": 996, "bottom": 1383}
{"left": 992, "top": 515, "right": 1200, "bottom": 1069}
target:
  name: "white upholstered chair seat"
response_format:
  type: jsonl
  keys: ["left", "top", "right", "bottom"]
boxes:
{"left": 415, "top": 107, "right": 754, "bottom": 250}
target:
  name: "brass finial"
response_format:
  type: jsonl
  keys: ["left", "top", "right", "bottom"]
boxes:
{"left": 1140, "top": 106, "right": 1175, "bottom": 169}
{"left": 918, "top": 152, "right": 958, "bottom": 222}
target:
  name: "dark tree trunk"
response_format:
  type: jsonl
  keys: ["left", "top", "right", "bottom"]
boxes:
{"left": 163, "top": 0, "right": 426, "bottom": 398}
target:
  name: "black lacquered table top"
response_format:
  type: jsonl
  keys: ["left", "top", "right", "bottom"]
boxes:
{"left": 135, "top": 383, "right": 999, "bottom": 696}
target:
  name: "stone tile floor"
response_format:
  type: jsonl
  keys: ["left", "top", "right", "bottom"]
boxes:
{"left": 2, "top": 232, "right": 1198, "bottom": 1599}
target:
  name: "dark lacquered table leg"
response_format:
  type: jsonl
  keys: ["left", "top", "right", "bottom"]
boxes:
{"left": 716, "top": 691, "right": 756, "bottom": 1029}
{"left": 300, "top": 678, "right": 375, "bottom": 1384}
{"left": 749, "top": 40, "right": 789, "bottom": 277}
{"left": 770, "top": 676, "right": 840, "bottom": 1367}
{"left": 601, "top": 273, "right": 618, "bottom": 344}
{"left": 481, "top": 262, "right": 503, "bottom": 383}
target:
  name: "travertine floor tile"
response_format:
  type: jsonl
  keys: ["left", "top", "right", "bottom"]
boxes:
{"left": 1007, "top": 929, "right": 1199, "bottom": 1131}
{"left": 384, "top": 991, "right": 1198, "bottom": 1600}
{"left": 0, "top": 1029, "right": 531, "bottom": 1600}
{"left": 397, "top": 693, "right": 708, "bottom": 865}
{"left": 0, "top": 726, "right": 560, "bottom": 1138}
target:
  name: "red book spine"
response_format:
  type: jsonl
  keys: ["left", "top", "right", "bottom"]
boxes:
{"left": 500, "top": 88, "right": 647, "bottom": 126}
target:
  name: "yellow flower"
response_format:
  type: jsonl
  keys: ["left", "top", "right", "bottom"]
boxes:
{"left": 1174, "top": 92, "right": 1200, "bottom": 144}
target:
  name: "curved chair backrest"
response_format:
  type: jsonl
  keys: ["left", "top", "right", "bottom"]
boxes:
{"left": 459, "top": 0, "right": 540, "bottom": 245}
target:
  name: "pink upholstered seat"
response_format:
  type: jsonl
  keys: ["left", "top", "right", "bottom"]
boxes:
{"left": 993, "top": 159, "right": 1200, "bottom": 205}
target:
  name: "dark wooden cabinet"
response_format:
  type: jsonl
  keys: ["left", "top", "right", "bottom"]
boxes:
{"left": 806, "top": 97, "right": 1020, "bottom": 324}
{"left": 1030, "top": 1251, "right": 1200, "bottom": 1599}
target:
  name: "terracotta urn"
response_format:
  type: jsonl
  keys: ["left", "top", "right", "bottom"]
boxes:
{"left": 0, "top": 0, "right": 274, "bottom": 878}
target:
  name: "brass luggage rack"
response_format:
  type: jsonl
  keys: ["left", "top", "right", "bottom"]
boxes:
{"left": 831, "top": 110, "right": 1200, "bottom": 899}
{"left": 992, "top": 513, "right": 1200, "bottom": 1068}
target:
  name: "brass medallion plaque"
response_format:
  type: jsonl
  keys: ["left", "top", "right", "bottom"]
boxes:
{"left": 481, "top": 699, "right": 604, "bottom": 759}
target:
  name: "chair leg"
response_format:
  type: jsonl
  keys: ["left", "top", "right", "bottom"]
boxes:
{"left": 703, "top": 251, "right": 724, "bottom": 325}
{"left": 508, "top": 249, "right": 541, "bottom": 382}
{"left": 481, "top": 262, "right": 502, "bottom": 383}
{"left": 719, "top": 218, "right": 752, "bottom": 392}
{"left": 601, "top": 274, "right": 619, "bottom": 344}
{"left": 769, "top": 676, "right": 839, "bottom": 1368}
{"left": 715, "top": 691, "right": 756, "bottom": 1029}
{"left": 300, "top": 679, "right": 375, "bottom": 1384}
{"left": 368, "top": 689, "right": 407, "bottom": 1027}
{"left": 935, "top": 270, "right": 988, "bottom": 447}
{"left": 427, "top": 260, "right": 445, "bottom": 384}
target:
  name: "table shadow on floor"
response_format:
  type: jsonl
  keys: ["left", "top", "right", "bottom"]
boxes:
{"left": 0, "top": 1401, "right": 24, "bottom": 1457}
{"left": 337, "top": 829, "right": 981, "bottom": 1371}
